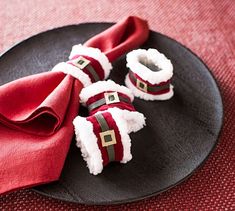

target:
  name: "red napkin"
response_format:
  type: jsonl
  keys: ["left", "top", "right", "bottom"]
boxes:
{"left": 0, "top": 16, "right": 149, "bottom": 194}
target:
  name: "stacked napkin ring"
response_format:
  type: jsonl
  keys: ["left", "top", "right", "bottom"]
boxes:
{"left": 73, "top": 80, "right": 146, "bottom": 175}
{"left": 52, "top": 44, "right": 112, "bottom": 87}
{"left": 125, "top": 48, "right": 174, "bottom": 101}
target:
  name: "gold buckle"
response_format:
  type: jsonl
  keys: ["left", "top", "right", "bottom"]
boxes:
{"left": 104, "top": 92, "right": 120, "bottom": 104}
{"left": 136, "top": 79, "right": 148, "bottom": 92}
{"left": 72, "top": 56, "right": 90, "bottom": 69}
{"left": 100, "top": 130, "right": 117, "bottom": 147}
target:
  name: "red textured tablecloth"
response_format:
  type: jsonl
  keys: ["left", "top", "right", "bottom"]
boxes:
{"left": 0, "top": 0, "right": 234, "bottom": 210}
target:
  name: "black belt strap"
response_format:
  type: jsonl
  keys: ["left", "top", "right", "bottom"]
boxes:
{"left": 88, "top": 95, "right": 130, "bottom": 112}
{"left": 85, "top": 64, "right": 100, "bottom": 82}
{"left": 129, "top": 71, "right": 170, "bottom": 93}
{"left": 95, "top": 113, "right": 115, "bottom": 162}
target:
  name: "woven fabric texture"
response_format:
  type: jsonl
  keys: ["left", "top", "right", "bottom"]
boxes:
{"left": 0, "top": 0, "right": 234, "bottom": 210}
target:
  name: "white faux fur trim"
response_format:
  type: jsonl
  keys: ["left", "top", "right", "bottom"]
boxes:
{"left": 126, "top": 48, "right": 173, "bottom": 84}
{"left": 69, "top": 44, "right": 112, "bottom": 79}
{"left": 125, "top": 75, "right": 174, "bottom": 101}
{"left": 73, "top": 116, "right": 103, "bottom": 175}
{"left": 80, "top": 79, "right": 134, "bottom": 104}
{"left": 99, "top": 108, "right": 146, "bottom": 163}
{"left": 51, "top": 62, "right": 92, "bottom": 87}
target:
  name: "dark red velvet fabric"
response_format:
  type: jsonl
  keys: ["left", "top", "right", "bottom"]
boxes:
{"left": 87, "top": 112, "right": 123, "bottom": 166}
{"left": 0, "top": 16, "right": 149, "bottom": 194}
{"left": 129, "top": 72, "right": 171, "bottom": 95}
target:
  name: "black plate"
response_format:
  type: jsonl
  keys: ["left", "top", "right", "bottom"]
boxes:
{"left": 0, "top": 23, "right": 223, "bottom": 205}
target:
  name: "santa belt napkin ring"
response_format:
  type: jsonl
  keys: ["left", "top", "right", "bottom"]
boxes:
{"left": 80, "top": 80, "right": 136, "bottom": 115}
{"left": 73, "top": 80, "right": 146, "bottom": 175}
{"left": 51, "top": 44, "right": 112, "bottom": 87}
{"left": 125, "top": 48, "right": 174, "bottom": 101}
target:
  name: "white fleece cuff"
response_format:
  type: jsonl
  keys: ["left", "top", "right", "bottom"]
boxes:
{"left": 126, "top": 48, "right": 173, "bottom": 84}
{"left": 69, "top": 44, "right": 112, "bottom": 79}
{"left": 73, "top": 116, "right": 103, "bottom": 175}
{"left": 51, "top": 62, "right": 92, "bottom": 87}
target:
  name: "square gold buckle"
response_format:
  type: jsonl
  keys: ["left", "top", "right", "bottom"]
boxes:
{"left": 136, "top": 79, "right": 148, "bottom": 92}
{"left": 72, "top": 56, "right": 90, "bottom": 69}
{"left": 104, "top": 92, "right": 120, "bottom": 104}
{"left": 100, "top": 130, "right": 117, "bottom": 147}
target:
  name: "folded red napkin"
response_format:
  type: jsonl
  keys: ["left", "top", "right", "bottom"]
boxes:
{"left": 0, "top": 16, "right": 149, "bottom": 194}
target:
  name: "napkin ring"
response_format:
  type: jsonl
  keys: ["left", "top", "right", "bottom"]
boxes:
{"left": 125, "top": 48, "right": 174, "bottom": 101}
{"left": 73, "top": 108, "right": 145, "bottom": 175}
{"left": 79, "top": 80, "right": 136, "bottom": 115}
{"left": 51, "top": 44, "right": 112, "bottom": 87}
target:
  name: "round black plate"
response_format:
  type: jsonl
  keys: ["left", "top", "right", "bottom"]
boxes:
{"left": 0, "top": 23, "right": 223, "bottom": 205}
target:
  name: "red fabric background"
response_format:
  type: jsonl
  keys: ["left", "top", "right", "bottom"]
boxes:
{"left": 0, "top": 0, "right": 234, "bottom": 210}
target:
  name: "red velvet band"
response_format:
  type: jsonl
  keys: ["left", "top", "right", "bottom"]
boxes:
{"left": 87, "top": 112, "right": 123, "bottom": 166}
{"left": 86, "top": 91, "right": 135, "bottom": 115}
{"left": 129, "top": 71, "right": 171, "bottom": 95}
